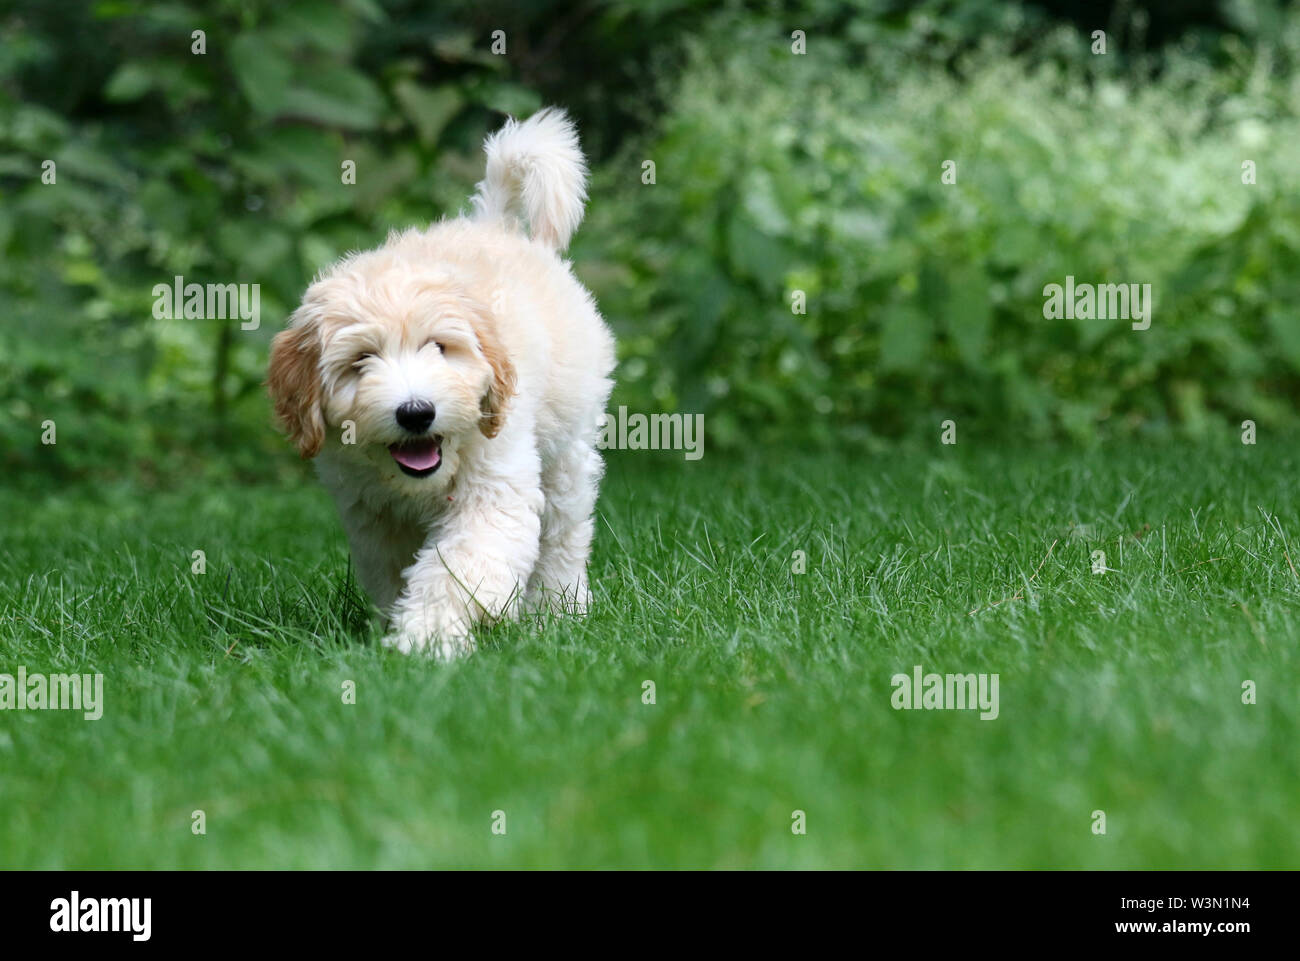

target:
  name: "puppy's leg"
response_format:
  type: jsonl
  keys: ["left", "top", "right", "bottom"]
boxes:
{"left": 528, "top": 440, "right": 604, "bottom": 615}
{"left": 384, "top": 469, "right": 543, "bottom": 658}
{"left": 333, "top": 500, "right": 423, "bottom": 615}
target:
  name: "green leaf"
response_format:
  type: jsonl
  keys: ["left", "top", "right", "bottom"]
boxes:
{"left": 726, "top": 209, "right": 790, "bottom": 294}
{"left": 739, "top": 169, "right": 791, "bottom": 237}
{"left": 1265, "top": 308, "right": 1300, "bottom": 372}
{"left": 232, "top": 125, "right": 343, "bottom": 188}
{"left": 216, "top": 221, "right": 293, "bottom": 273}
{"left": 230, "top": 35, "right": 292, "bottom": 117}
{"left": 103, "top": 62, "right": 153, "bottom": 102}
{"left": 391, "top": 81, "right": 462, "bottom": 147}
{"left": 466, "top": 80, "right": 541, "bottom": 117}
{"left": 879, "top": 304, "right": 931, "bottom": 373}
{"left": 269, "top": 1, "right": 357, "bottom": 56}
{"left": 278, "top": 66, "right": 386, "bottom": 130}
{"left": 944, "top": 266, "right": 992, "bottom": 367}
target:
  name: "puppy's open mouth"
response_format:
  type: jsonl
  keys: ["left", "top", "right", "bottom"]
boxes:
{"left": 389, "top": 437, "right": 442, "bottom": 478}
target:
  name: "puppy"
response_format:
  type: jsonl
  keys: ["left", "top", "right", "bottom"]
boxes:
{"left": 268, "top": 108, "right": 615, "bottom": 658}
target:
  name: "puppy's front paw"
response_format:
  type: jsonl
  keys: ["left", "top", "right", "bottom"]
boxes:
{"left": 382, "top": 624, "right": 476, "bottom": 660}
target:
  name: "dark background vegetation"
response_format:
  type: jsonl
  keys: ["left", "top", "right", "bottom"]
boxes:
{"left": 2, "top": 0, "right": 1297, "bottom": 485}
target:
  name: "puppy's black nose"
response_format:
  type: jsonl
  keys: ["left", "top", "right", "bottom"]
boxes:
{"left": 395, "top": 401, "right": 436, "bottom": 434}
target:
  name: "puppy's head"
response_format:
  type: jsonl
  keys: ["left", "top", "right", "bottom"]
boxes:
{"left": 268, "top": 254, "right": 515, "bottom": 491}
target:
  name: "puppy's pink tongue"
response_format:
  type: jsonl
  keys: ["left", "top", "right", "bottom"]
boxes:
{"left": 389, "top": 440, "right": 441, "bottom": 471}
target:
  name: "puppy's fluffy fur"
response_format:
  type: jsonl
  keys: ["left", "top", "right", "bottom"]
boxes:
{"left": 268, "top": 108, "right": 615, "bottom": 657}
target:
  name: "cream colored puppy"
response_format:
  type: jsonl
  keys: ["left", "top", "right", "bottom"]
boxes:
{"left": 268, "top": 108, "right": 615, "bottom": 658}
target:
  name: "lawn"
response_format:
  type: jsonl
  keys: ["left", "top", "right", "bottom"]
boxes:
{"left": 0, "top": 441, "right": 1296, "bottom": 869}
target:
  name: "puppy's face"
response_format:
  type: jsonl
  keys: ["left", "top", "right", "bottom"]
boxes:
{"left": 268, "top": 257, "right": 515, "bottom": 493}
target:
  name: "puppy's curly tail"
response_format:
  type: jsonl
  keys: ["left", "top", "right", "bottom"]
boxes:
{"left": 470, "top": 107, "right": 588, "bottom": 252}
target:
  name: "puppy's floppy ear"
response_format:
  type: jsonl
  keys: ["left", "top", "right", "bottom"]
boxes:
{"left": 475, "top": 311, "right": 517, "bottom": 439}
{"left": 267, "top": 317, "right": 325, "bottom": 458}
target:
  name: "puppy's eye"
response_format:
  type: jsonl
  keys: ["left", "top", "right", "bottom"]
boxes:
{"left": 351, "top": 352, "right": 374, "bottom": 370}
{"left": 422, "top": 339, "right": 446, "bottom": 355}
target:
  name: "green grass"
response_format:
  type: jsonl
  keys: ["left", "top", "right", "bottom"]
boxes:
{"left": 1, "top": 441, "right": 1297, "bottom": 868}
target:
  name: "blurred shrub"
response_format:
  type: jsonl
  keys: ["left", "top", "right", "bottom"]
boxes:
{"left": 0, "top": 0, "right": 548, "bottom": 483}
{"left": 0, "top": 0, "right": 769, "bottom": 485}
{"left": 581, "top": 4, "right": 1300, "bottom": 448}
{"left": 1, "top": 0, "right": 1298, "bottom": 488}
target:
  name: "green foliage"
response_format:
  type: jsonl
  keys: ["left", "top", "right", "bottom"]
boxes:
{"left": 0, "top": 0, "right": 544, "bottom": 483}
{"left": 2, "top": 0, "right": 1299, "bottom": 485}
{"left": 585, "top": 9, "right": 1300, "bottom": 446}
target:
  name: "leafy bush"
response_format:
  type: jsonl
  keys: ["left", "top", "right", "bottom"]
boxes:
{"left": 582, "top": 8, "right": 1300, "bottom": 447}
{"left": 2, "top": 0, "right": 1298, "bottom": 488}
{"left": 0, "top": 0, "right": 552, "bottom": 483}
